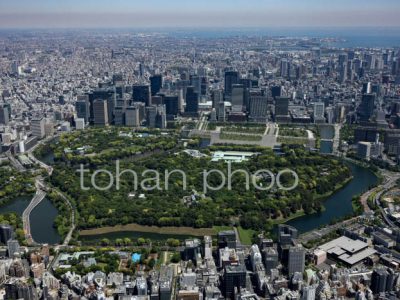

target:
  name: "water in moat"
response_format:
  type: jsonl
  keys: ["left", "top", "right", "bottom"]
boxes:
{"left": 286, "top": 162, "right": 378, "bottom": 233}
{"left": 0, "top": 195, "right": 61, "bottom": 244}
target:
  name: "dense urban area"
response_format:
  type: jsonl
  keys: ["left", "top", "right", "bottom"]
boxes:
{"left": 0, "top": 29, "right": 400, "bottom": 300}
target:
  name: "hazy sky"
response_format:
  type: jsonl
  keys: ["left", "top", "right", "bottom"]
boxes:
{"left": 0, "top": 0, "right": 400, "bottom": 28}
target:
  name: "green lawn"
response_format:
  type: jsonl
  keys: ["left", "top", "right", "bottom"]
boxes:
{"left": 237, "top": 226, "right": 255, "bottom": 245}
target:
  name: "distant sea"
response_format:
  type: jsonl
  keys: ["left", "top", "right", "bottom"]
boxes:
{"left": 164, "top": 27, "right": 400, "bottom": 48}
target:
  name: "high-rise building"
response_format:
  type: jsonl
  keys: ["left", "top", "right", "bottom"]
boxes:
{"left": 185, "top": 86, "right": 199, "bottom": 115}
{"left": 371, "top": 268, "right": 389, "bottom": 294}
{"left": 5, "top": 280, "right": 37, "bottom": 300}
{"left": 0, "top": 224, "right": 13, "bottom": 244}
{"left": 249, "top": 95, "right": 268, "bottom": 122}
{"left": 263, "top": 247, "right": 278, "bottom": 275}
{"left": 224, "top": 71, "right": 239, "bottom": 98}
{"left": 358, "top": 94, "right": 376, "bottom": 122}
{"left": 212, "top": 89, "right": 223, "bottom": 109}
{"left": 88, "top": 88, "right": 116, "bottom": 124}
{"left": 113, "top": 107, "right": 125, "bottom": 125}
{"left": 31, "top": 118, "right": 45, "bottom": 138}
{"left": 301, "top": 285, "right": 316, "bottom": 300}
{"left": 223, "top": 265, "right": 246, "bottom": 299}
{"left": 357, "top": 141, "right": 372, "bottom": 160}
{"left": 231, "top": 84, "right": 244, "bottom": 113}
{"left": 271, "top": 86, "right": 282, "bottom": 99}
{"left": 76, "top": 95, "right": 90, "bottom": 123}
{"left": 75, "top": 118, "right": 85, "bottom": 130}
{"left": 280, "top": 59, "right": 289, "bottom": 78}
{"left": 218, "top": 231, "right": 236, "bottom": 249}
{"left": 125, "top": 107, "right": 140, "bottom": 127}
{"left": 93, "top": 99, "right": 109, "bottom": 125}
{"left": 133, "top": 85, "right": 151, "bottom": 106}
{"left": 313, "top": 102, "right": 325, "bottom": 123}
{"left": 0, "top": 105, "right": 9, "bottom": 125}
{"left": 288, "top": 245, "right": 305, "bottom": 276}
{"left": 278, "top": 225, "right": 298, "bottom": 246}
{"left": 218, "top": 101, "right": 226, "bottom": 122}
{"left": 190, "top": 75, "right": 202, "bottom": 95}
{"left": 7, "top": 239, "right": 20, "bottom": 257}
{"left": 275, "top": 97, "right": 290, "bottom": 118}
{"left": 150, "top": 74, "right": 163, "bottom": 96}
{"left": 163, "top": 95, "right": 179, "bottom": 117}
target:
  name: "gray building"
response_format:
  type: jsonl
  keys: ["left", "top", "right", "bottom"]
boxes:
{"left": 93, "top": 99, "right": 109, "bottom": 125}
{"left": 31, "top": 118, "right": 45, "bottom": 138}
{"left": 288, "top": 245, "right": 305, "bottom": 276}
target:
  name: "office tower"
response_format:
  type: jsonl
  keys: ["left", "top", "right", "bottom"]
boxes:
{"left": 278, "top": 225, "right": 298, "bottom": 246}
{"left": 313, "top": 102, "right": 325, "bottom": 123}
{"left": 288, "top": 245, "right": 305, "bottom": 276}
{"left": 357, "top": 142, "right": 372, "bottom": 160}
{"left": 250, "top": 245, "right": 262, "bottom": 271}
{"left": 3, "top": 103, "right": 11, "bottom": 119}
{"left": 113, "top": 107, "right": 125, "bottom": 125}
{"left": 155, "top": 105, "right": 167, "bottom": 129}
{"left": 75, "top": 95, "right": 90, "bottom": 123}
{"left": 339, "top": 63, "right": 347, "bottom": 83}
{"left": 224, "top": 265, "right": 246, "bottom": 299}
{"left": 218, "top": 231, "right": 236, "bottom": 249}
{"left": 301, "top": 285, "right": 316, "bottom": 300}
{"left": 75, "top": 118, "right": 85, "bottom": 130}
{"left": 112, "top": 74, "right": 123, "bottom": 85}
{"left": 366, "top": 54, "right": 376, "bottom": 70}
{"left": 249, "top": 95, "right": 268, "bottom": 122}
{"left": 338, "top": 53, "right": 348, "bottom": 65}
{"left": 5, "top": 280, "right": 37, "bottom": 300}
{"left": 183, "top": 239, "right": 202, "bottom": 262}
{"left": 185, "top": 86, "right": 199, "bottom": 115}
{"left": 0, "top": 104, "right": 9, "bottom": 125}
{"left": 136, "top": 277, "right": 148, "bottom": 296}
{"left": 125, "top": 107, "right": 140, "bottom": 127}
{"left": 212, "top": 89, "right": 223, "bottom": 109}
{"left": 88, "top": 88, "right": 116, "bottom": 124}
{"left": 93, "top": 99, "right": 109, "bottom": 125}
{"left": 371, "top": 268, "right": 389, "bottom": 294}
{"left": 190, "top": 75, "right": 202, "bottom": 95}
{"left": 358, "top": 94, "right": 376, "bottom": 122}
{"left": 280, "top": 59, "right": 289, "bottom": 78}
{"left": 132, "top": 85, "right": 151, "bottom": 106}
{"left": 218, "top": 101, "right": 226, "bottom": 122}
{"left": 150, "top": 74, "right": 163, "bottom": 96}
{"left": 224, "top": 71, "right": 239, "bottom": 97}
{"left": 362, "top": 82, "right": 372, "bottom": 94}
{"left": 271, "top": 86, "right": 282, "bottom": 99}
{"left": 31, "top": 118, "right": 45, "bottom": 138}
{"left": 0, "top": 224, "right": 13, "bottom": 244}
{"left": 7, "top": 239, "right": 20, "bottom": 257}
{"left": 275, "top": 97, "right": 289, "bottom": 117}
{"left": 230, "top": 84, "right": 244, "bottom": 113}
{"left": 163, "top": 95, "right": 179, "bottom": 117}
{"left": 263, "top": 247, "right": 279, "bottom": 275}
{"left": 204, "top": 236, "right": 213, "bottom": 259}
{"left": 146, "top": 106, "right": 157, "bottom": 128}
{"left": 146, "top": 105, "right": 166, "bottom": 129}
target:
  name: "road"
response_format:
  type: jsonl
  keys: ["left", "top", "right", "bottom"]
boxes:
{"left": 51, "top": 188, "right": 76, "bottom": 247}
{"left": 5, "top": 150, "right": 26, "bottom": 172}
{"left": 22, "top": 178, "right": 47, "bottom": 245}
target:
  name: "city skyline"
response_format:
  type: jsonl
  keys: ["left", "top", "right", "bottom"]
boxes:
{"left": 1, "top": 0, "right": 400, "bottom": 28}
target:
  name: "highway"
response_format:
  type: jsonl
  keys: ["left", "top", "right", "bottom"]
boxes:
{"left": 22, "top": 179, "right": 47, "bottom": 245}
{"left": 5, "top": 150, "right": 26, "bottom": 172}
